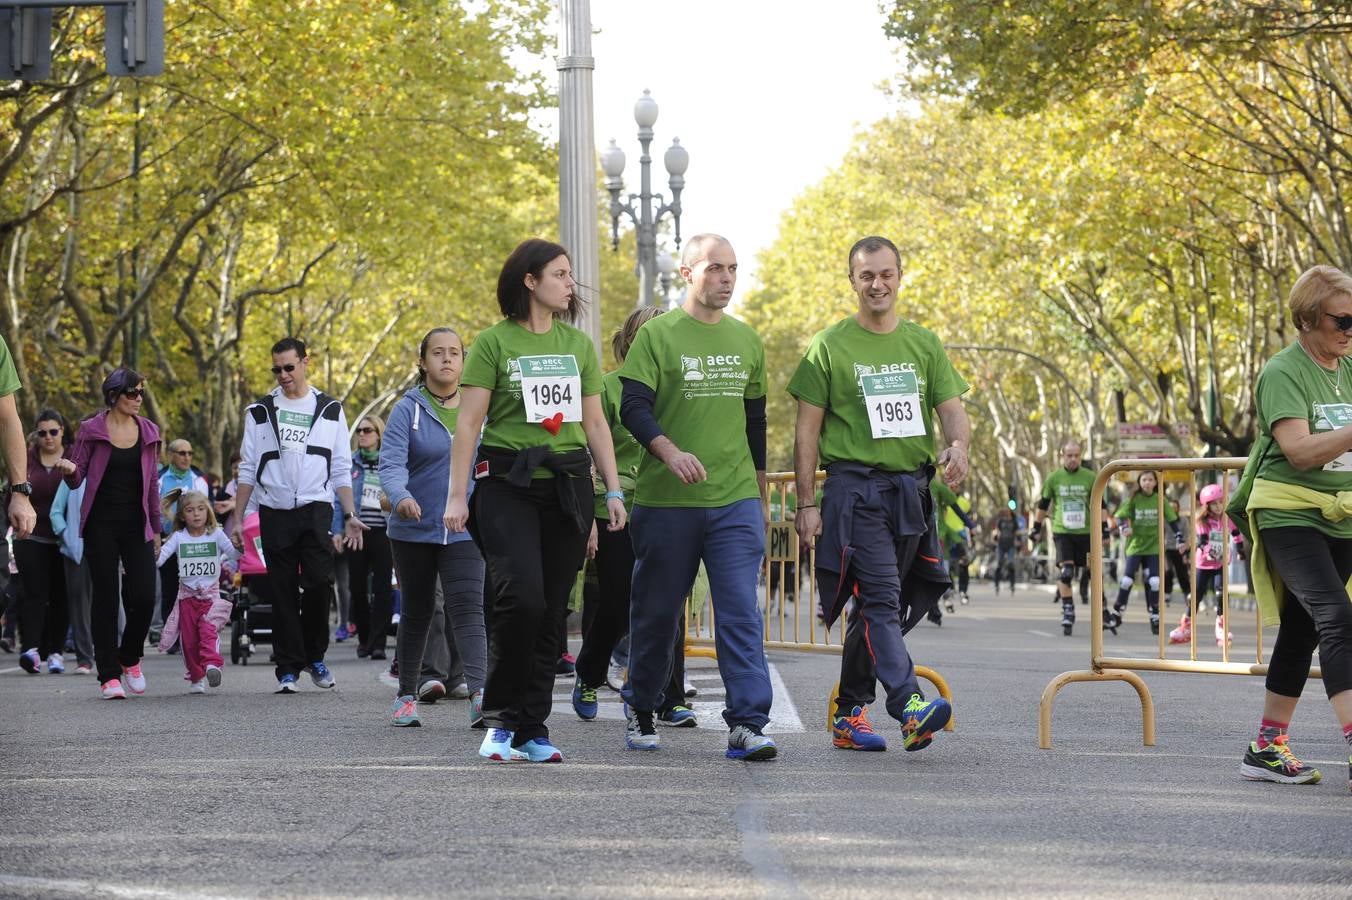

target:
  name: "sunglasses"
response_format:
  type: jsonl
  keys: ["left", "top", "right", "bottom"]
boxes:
{"left": 271, "top": 363, "right": 298, "bottom": 376}
{"left": 355, "top": 427, "right": 376, "bottom": 435}
{"left": 122, "top": 388, "right": 145, "bottom": 399}
{"left": 36, "top": 428, "right": 60, "bottom": 438}
{"left": 1327, "top": 313, "right": 1352, "bottom": 332}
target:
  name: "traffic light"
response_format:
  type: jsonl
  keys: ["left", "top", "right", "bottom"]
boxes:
{"left": 0, "top": 6, "right": 53, "bottom": 80}
{"left": 0, "top": 1, "right": 162, "bottom": 81}
{"left": 1007, "top": 483, "right": 1018, "bottom": 511}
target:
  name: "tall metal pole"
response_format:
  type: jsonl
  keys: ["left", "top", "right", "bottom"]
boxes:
{"left": 558, "top": 0, "right": 601, "bottom": 353}
{"left": 636, "top": 126, "right": 655, "bottom": 307}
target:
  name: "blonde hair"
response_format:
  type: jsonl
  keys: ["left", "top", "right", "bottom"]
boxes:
{"left": 354, "top": 414, "right": 385, "bottom": 448}
{"left": 162, "top": 489, "right": 218, "bottom": 533}
{"left": 610, "top": 306, "right": 664, "bottom": 364}
{"left": 1288, "top": 264, "right": 1352, "bottom": 330}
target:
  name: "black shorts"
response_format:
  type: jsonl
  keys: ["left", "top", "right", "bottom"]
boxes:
{"left": 1053, "top": 533, "right": 1092, "bottom": 568}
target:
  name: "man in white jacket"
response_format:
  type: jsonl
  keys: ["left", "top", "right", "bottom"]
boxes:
{"left": 233, "top": 337, "right": 366, "bottom": 693}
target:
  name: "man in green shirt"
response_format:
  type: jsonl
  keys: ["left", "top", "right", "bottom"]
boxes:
{"left": 1032, "top": 440, "right": 1108, "bottom": 636}
{"left": 0, "top": 335, "right": 35, "bottom": 538}
{"left": 618, "top": 234, "right": 777, "bottom": 761}
{"left": 789, "top": 235, "right": 969, "bottom": 753}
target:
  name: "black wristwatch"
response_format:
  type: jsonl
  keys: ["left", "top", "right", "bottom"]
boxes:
{"left": 8, "top": 482, "right": 32, "bottom": 496}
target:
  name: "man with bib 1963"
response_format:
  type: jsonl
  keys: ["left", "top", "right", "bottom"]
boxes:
{"left": 789, "top": 235, "right": 970, "bottom": 753}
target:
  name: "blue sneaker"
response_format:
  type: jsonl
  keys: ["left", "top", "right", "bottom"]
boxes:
{"left": 657, "top": 705, "right": 697, "bottom": 727}
{"left": 275, "top": 674, "right": 298, "bottom": 694}
{"left": 511, "top": 737, "right": 563, "bottom": 763}
{"left": 469, "top": 690, "right": 485, "bottom": 729}
{"left": 479, "top": 728, "right": 515, "bottom": 762}
{"left": 726, "top": 724, "right": 777, "bottom": 761}
{"left": 391, "top": 695, "right": 421, "bottom": 727}
{"left": 900, "top": 693, "right": 952, "bottom": 752}
{"left": 572, "top": 681, "right": 598, "bottom": 720}
{"left": 832, "top": 705, "right": 887, "bottom": 751}
{"left": 333, "top": 626, "right": 348, "bottom": 643}
{"left": 306, "top": 661, "right": 335, "bottom": 689}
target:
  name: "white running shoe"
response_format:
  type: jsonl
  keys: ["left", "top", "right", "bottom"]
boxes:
{"left": 46, "top": 653, "right": 65, "bottom": 674}
{"left": 189, "top": 679, "right": 207, "bottom": 694}
{"left": 122, "top": 663, "right": 146, "bottom": 694}
{"left": 607, "top": 662, "right": 626, "bottom": 692}
{"left": 450, "top": 681, "right": 470, "bottom": 699}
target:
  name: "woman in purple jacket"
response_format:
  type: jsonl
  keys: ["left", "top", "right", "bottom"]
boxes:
{"left": 65, "top": 367, "right": 163, "bottom": 699}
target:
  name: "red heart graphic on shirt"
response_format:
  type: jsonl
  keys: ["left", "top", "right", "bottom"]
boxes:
{"left": 541, "top": 412, "right": 564, "bottom": 435}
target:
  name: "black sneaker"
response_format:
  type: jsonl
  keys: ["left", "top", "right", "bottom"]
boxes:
{"left": 1060, "top": 608, "right": 1074, "bottom": 637}
{"left": 927, "top": 607, "right": 943, "bottom": 627}
{"left": 1149, "top": 615, "right": 1160, "bottom": 635}
{"left": 1240, "top": 737, "right": 1322, "bottom": 784}
{"left": 1103, "top": 609, "right": 1121, "bottom": 634}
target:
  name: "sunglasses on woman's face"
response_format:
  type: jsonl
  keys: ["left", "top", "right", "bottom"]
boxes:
{"left": 271, "top": 363, "right": 298, "bottom": 376}
{"left": 122, "top": 388, "right": 145, "bottom": 399}
{"left": 355, "top": 427, "right": 376, "bottom": 435}
{"left": 1327, "top": 312, "right": 1352, "bottom": 332}
{"left": 36, "top": 428, "right": 60, "bottom": 438}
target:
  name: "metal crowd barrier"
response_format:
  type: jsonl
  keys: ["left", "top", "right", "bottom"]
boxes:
{"left": 684, "top": 470, "right": 954, "bottom": 732}
{"left": 1038, "top": 456, "right": 1323, "bottom": 749}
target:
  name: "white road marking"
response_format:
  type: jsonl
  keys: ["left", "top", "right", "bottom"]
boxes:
{"left": 0, "top": 874, "right": 246, "bottom": 900}
{"left": 1027, "top": 630, "right": 1055, "bottom": 638}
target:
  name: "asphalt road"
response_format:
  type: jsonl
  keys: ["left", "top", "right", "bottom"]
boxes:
{"left": 2, "top": 581, "right": 1349, "bottom": 899}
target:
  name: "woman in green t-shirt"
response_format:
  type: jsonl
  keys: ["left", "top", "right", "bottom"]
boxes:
{"left": 1240, "top": 264, "right": 1352, "bottom": 789}
{"left": 1106, "top": 471, "right": 1179, "bottom": 635}
{"left": 445, "top": 239, "right": 627, "bottom": 765}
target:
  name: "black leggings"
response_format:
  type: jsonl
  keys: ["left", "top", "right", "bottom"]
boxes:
{"left": 575, "top": 524, "right": 685, "bottom": 709}
{"left": 349, "top": 528, "right": 394, "bottom": 653}
{"left": 1261, "top": 526, "right": 1352, "bottom": 698}
{"left": 84, "top": 511, "right": 157, "bottom": 684}
{"left": 14, "top": 540, "right": 68, "bottom": 659}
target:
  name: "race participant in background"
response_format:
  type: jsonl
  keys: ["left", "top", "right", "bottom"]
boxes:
{"left": 1107, "top": 470, "right": 1181, "bottom": 635}
{"left": 13, "top": 409, "right": 72, "bottom": 675}
{"left": 446, "top": 238, "right": 626, "bottom": 764}
{"left": 1169, "top": 483, "right": 1244, "bottom": 646}
{"left": 619, "top": 234, "right": 775, "bottom": 761}
{"left": 790, "top": 234, "right": 969, "bottom": 753}
{"left": 932, "top": 478, "right": 977, "bottom": 612}
{"left": 1032, "top": 440, "right": 1108, "bottom": 636}
{"left": 233, "top": 337, "right": 365, "bottom": 694}
{"left": 341, "top": 415, "right": 394, "bottom": 660}
{"left": 572, "top": 306, "right": 695, "bottom": 728}
{"left": 156, "top": 439, "right": 208, "bottom": 634}
{"left": 991, "top": 507, "right": 1020, "bottom": 595}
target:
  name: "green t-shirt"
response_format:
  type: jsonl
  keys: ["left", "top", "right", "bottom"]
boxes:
{"left": 1254, "top": 342, "right": 1352, "bottom": 537}
{"left": 1114, "top": 491, "right": 1178, "bottom": 557}
{"left": 1041, "top": 466, "right": 1099, "bottom": 535}
{"left": 0, "top": 336, "right": 20, "bottom": 398}
{"left": 420, "top": 387, "right": 460, "bottom": 435}
{"left": 619, "top": 308, "right": 765, "bottom": 508}
{"left": 594, "top": 370, "right": 641, "bottom": 518}
{"left": 460, "top": 318, "right": 602, "bottom": 478}
{"left": 786, "top": 316, "right": 969, "bottom": 472}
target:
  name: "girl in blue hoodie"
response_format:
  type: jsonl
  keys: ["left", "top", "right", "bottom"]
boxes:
{"left": 380, "top": 327, "right": 487, "bottom": 728}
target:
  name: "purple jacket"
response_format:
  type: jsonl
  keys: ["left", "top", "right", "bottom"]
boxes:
{"left": 65, "top": 411, "right": 162, "bottom": 540}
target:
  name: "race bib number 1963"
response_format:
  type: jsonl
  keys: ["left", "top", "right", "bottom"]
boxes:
{"left": 860, "top": 371, "right": 925, "bottom": 439}
{"left": 177, "top": 540, "right": 218, "bottom": 580}
{"left": 519, "top": 355, "right": 582, "bottom": 423}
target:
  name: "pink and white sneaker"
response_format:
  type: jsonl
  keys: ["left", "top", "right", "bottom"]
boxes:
{"left": 1215, "top": 616, "right": 1232, "bottom": 646}
{"left": 122, "top": 663, "right": 147, "bottom": 694}
{"left": 101, "top": 679, "right": 127, "bottom": 699}
{"left": 1168, "top": 616, "right": 1192, "bottom": 644}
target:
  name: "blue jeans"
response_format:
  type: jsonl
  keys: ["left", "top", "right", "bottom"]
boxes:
{"left": 624, "top": 499, "right": 772, "bottom": 730}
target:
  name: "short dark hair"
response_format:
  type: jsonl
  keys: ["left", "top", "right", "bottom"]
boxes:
{"left": 35, "top": 408, "right": 67, "bottom": 431}
{"left": 847, "top": 236, "right": 901, "bottom": 277}
{"left": 101, "top": 366, "right": 145, "bottom": 407}
{"left": 496, "top": 239, "right": 582, "bottom": 322}
{"left": 271, "top": 337, "right": 307, "bottom": 358}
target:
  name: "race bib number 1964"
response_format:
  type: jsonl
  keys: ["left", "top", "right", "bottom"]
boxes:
{"left": 519, "top": 355, "right": 582, "bottom": 423}
{"left": 860, "top": 371, "right": 925, "bottom": 440}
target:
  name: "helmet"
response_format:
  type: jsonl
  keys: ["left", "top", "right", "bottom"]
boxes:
{"left": 1199, "top": 484, "right": 1224, "bottom": 505}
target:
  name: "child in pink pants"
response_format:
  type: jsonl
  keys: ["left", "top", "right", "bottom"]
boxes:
{"left": 156, "top": 490, "right": 239, "bottom": 692}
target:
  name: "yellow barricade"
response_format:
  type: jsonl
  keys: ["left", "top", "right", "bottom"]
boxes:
{"left": 684, "top": 471, "right": 954, "bottom": 732}
{"left": 1038, "top": 456, "right": 1324, "bottom": 749}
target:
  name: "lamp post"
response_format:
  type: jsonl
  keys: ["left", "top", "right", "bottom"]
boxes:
{"left": 656, "top": 253, "right": 679, "bottom": 305}
{"left": 601, "top": 89, "right": 688, "bottom": 307}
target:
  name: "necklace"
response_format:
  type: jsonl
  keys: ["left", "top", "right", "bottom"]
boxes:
{"left": 425, "top": 385, "right": 459, "bottom": 406}
{"left": 1297, "top": 339, "right": 1343, "bottom": 397}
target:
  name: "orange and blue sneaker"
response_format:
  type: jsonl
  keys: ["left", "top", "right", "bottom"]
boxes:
{"left": 832, "top": 705, "right": 887, "bottom": 751}
{"left": 1240, "top": 735, "right": 1322, "bottom": 784}
{"left": 900, "top": 693, "right": 951, "bottom": 752}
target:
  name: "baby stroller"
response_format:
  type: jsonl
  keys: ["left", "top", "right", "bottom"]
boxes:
{"left": 230, "top": 511, "right": 275, "bottom": 665}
